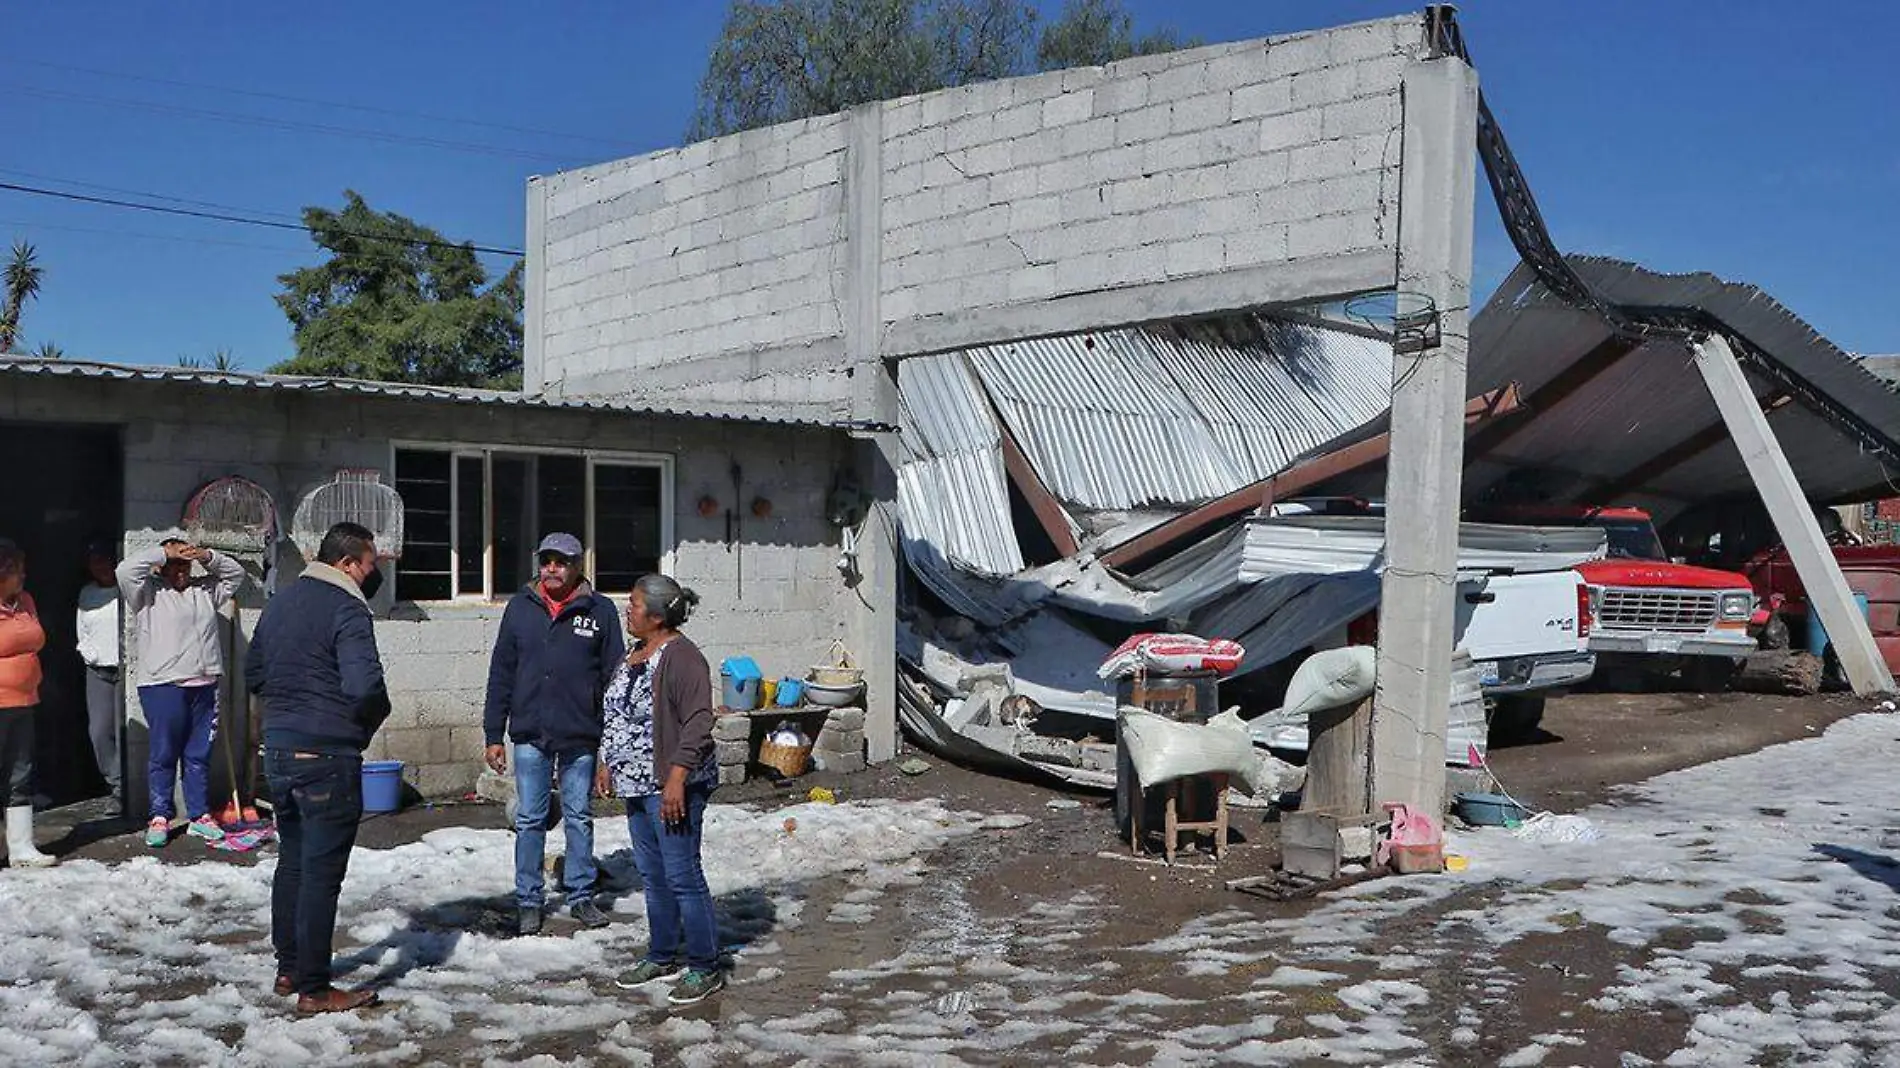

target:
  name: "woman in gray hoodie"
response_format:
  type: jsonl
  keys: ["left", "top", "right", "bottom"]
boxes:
{"left": 117, "top": 538, "right": 245, "bottom": 847}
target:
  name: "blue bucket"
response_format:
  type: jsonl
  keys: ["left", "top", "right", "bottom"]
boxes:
{"left": 1805, "top": 592, "right": 1871, "bottom": 656}
{"left": 362, "top": 760, "right": 405, "bottom": 814}
{"left": 1454, "top": 791, "right": 1528, "bottom": 827}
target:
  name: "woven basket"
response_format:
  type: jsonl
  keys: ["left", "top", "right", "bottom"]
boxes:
{"left": 808, "top": 639, "right": 864, "bottom": 687}
{"left": 757, "top": 739, "right": 813, "bottom": 778}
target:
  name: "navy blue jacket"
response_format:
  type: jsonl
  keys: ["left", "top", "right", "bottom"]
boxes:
{"left": 484, "top": 582, "right": 626, "bottom": 755}
{"left": 248, "top": 563, "right": 391, "bottom": 756}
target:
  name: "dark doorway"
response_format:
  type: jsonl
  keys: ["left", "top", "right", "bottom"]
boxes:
{"left": 0, "top": 423, "right": 124, "bottom": 806}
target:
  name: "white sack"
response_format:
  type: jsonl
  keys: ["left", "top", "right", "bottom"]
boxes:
{"left": 1119, "top": 706, "right": 1263, "bottom": 795}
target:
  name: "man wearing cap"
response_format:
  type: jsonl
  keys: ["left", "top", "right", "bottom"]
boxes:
{"left": 484, "top": 533, "right": 625, "bottom": 936}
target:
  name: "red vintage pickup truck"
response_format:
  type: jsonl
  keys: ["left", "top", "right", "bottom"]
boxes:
{"left": 1742, "top": 544, "right": 1900, "bottom": 673}
{"left": 1469, "top": 505, "right": 1759, "bottom": 688}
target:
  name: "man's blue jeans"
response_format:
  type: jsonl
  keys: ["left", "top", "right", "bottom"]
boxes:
{"left": 512, "top": 743, "right": 597, "bottom": 909}
{"left": 626, "top": 783, "right": 717, "bottom": 971}
{"left": 265, "top": 750, "right": 362, "bottom": 995}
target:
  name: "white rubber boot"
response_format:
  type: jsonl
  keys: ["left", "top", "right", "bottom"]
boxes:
{"left": 6, "top": 806, "right": 54, "bottom": 868}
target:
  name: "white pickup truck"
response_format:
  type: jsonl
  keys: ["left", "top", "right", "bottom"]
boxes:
{"left": 1456, "top": 567, "right": 1596, "bottom": 733}
{"left": 1249, "top": 565, "right": 1595, "bottom": 752}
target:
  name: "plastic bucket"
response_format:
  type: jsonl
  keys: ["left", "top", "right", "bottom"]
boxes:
{"left": 1453, "top": 791, "right": 1528, "bottom": 827}
{"left": 721, "top": 672, "right": 761, "bottom": 710}
{"left": 362, "top": 760, "right": 405, "bottom": 814}
{"left": 1805, "top": 592, "right": 1871, "bottom": 656}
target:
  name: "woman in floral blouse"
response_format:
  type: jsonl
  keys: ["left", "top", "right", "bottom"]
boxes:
{"left": 597, "top": 573, "right": 723, "bottom": 1005}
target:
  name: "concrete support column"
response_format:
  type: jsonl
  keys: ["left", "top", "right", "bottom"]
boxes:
{"left": 1693, "top": 334, "right": 1895, "bottom": 695}
{"left": 523, "top": 178, "right": 549, "bottom": 397}
{"left": 841, "top": 101, "right": 900, "bottom": 764}
{"left": 848, "top": 430, "right": 901, "bottom": 764}
{"left": 1370, "top": 56, "right": 1480, "bottom": 815}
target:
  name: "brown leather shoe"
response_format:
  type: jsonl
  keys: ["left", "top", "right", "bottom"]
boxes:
{"left": 273, "top": 975, "right": 294, "bottom": 997}
{"left": 295, "top": 987, "right": 380, "bottom": 1015}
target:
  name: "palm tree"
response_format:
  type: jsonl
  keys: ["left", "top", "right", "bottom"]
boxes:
{"left": 0, "top": 240, "right": 43, "bottom": 354}
{"left": 32, "top": 340, "right": 61, "bottom": 360}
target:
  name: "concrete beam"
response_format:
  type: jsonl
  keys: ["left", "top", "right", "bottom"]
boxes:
{"left": 879, "top": 249, "right": 1395, "bottom": 361}
{"left": 1692, "top": 333, "right": 1894, "bottom": 695}
{"left": 1370, "top": 56, "right": 1480, "bottom": 816}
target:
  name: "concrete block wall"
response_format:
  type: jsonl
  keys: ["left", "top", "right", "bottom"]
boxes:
{"left": 1, "top": 375, "right": 856, "bottom": 802}
{"left": 534, "top": 114, "right": 853, "bottom": 410}
{"left": 527, "top": 14, "right": 1419, "bottom": 417}
{"left": 875, "top": 19, "right": 1410, "bottom": 356}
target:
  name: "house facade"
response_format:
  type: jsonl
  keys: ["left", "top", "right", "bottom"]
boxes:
{"left": 0, "top": 358, "right": 880, "bottom": 810}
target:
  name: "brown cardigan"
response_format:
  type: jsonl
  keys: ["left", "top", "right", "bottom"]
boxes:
{"left": 651, "top": 635, "right": 716, "bottom": 781}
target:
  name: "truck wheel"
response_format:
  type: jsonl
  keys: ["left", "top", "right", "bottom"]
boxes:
{"left": 1490, "top": 695, "right": 1546, "bottom": 740}
{"left": 1758, "top": 615, "right": 1790, "bottom": 651}
{"left": 1681, "top": 657, "right": 1739, "bottom": 692}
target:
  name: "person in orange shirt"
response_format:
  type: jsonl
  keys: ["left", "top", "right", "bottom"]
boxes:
{"left": 0, "top": 539, "right": 54, "bottom": 868}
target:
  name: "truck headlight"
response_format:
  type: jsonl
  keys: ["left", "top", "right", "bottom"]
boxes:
{"left": 1719, "top": 592, "right": 1753, "bottom": 620}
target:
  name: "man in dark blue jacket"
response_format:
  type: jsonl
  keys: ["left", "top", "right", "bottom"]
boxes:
{"left": 483, "top": 532, "right": 625, "bottom": 935}
{"left": 247, "top": 521, "right": 391, "bottom": 1015}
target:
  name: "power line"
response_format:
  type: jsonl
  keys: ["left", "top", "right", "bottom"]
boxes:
{"left": 0, "top": 180, "right": 525, "bottom": 257}
{"left": 0, "top": 167, "right": 305, "bottom": 224}
{"left": 8, "top": 82, "right": 570, "bottom": 164}
{"left": 0, "top": 216, "right": 308, "bottom": 254}
{"left": 14, "top": 58, "right": 644, "bottom": 153}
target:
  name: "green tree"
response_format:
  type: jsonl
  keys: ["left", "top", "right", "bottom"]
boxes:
{"left": 273, "top": 191, "right": 523, "bottom": 389}
{"left": 32, "top": 340, "right": 62, "bottom": 360}
{"left": 1, "top": 240, "right": 44, "bottom": 355}
{"left": 1036, "top": 0, "right": 1198, "bottom": 69}
{"left": 689, "top": 0, "right": 1185, "bottom": 140}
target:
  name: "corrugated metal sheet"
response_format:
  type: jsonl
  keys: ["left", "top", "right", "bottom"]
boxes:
{"left": 0, "top": 356, "right": 873, "bottom": 430}
{"left": 894, "top": 355, "right": 1026, "bottom": 576}
{"left": 964, "top": 317, "right": 1393, "bottom": 512}
{"left": 1451, "top": 258, "right": 1900, "bottom": 514}
{"left": 897, "top": 455, "right": 1023, "bottom": 577}
{"left": 1239, "top": 516, "right": 1605, "bottom": 583}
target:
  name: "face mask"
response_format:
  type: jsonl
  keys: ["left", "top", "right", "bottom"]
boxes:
{"left": 358, "top": 566, "right": 385, "bottom": 600}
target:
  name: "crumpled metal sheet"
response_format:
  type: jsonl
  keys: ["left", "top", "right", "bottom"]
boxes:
{"left": 962, "top": 318, "right": 1392, "bottom": 512}
{"left": 895, "top": 355, "right": 1025, "bottom": 577}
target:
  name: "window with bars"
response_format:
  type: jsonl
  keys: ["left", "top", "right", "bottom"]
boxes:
{"left": 393, "top": 447, "right": 670, "bottom": 602}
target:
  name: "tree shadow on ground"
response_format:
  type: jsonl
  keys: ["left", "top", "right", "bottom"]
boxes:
{"left": 1813, "top": 844, "right": 1900, "bottom": 894}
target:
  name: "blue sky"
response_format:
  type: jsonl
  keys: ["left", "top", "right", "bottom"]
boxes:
{"left": 8, "top": 1, "right": 1897, "bottom": 369}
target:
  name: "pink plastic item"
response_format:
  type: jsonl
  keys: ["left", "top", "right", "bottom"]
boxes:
{"left": 1377, "top": 802, "right": 1445, "bottom": 874}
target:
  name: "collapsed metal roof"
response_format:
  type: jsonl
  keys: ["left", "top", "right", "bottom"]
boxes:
{"left": 957, "top": 317, "right": 1392, "bottom": 514}
{"left": 1304, "top": 257, "right": 1900, "bottom": 523}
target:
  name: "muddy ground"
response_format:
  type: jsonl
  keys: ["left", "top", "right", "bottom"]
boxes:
{"left": 32, "top": 689, "right": 1883, "bottom": 1065}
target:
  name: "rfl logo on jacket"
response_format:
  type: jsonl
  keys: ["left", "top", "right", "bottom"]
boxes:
{"left": 571, "top": 615, "right": 599, "bottom": 640}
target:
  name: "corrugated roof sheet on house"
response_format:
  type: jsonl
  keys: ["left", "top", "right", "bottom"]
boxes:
{"left": 0, "top": 357, "right": 877, "bottom": 430}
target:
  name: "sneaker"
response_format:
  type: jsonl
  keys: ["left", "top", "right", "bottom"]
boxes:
{"left": 187, "top": 816, "right": 224, "bottom": 842}
{"left": 570, "top": 899, "right": 610, "bottom": 929}
{"left": 666, "top": 968, "right": 726, "bottom": 1005}
{"left": 516, "top": 907, "right": 543, "bottom": 937}
{"left": 144, "top": 818, "right": 170, "bottom": 848}
{"left": 614, "top": 959, "right": 682, "bottom": 990}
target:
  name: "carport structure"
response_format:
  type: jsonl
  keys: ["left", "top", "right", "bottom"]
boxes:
{"left": 1304, "top": 252, "right": 1900, "bottom": 695}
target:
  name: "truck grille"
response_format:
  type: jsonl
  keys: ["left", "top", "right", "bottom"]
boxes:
{"left": 1598, "top": 588, "right": 1719, "bottom": 633}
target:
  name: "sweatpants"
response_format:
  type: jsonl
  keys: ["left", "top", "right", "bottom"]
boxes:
{"left": 140, "top": 683, "right": 218, "bottom": 820}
